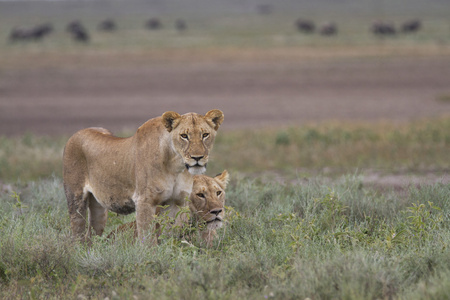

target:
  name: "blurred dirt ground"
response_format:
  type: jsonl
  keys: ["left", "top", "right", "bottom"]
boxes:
{"left": 1, "top": 51, "right": 450, "bottom": 136}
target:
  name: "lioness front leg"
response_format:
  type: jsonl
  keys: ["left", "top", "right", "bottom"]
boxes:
{"left": 168, "top": 197, "right": 189, "bottom": 228}
{"left": 136, "top": 201, "right": 158, "bottom": 245}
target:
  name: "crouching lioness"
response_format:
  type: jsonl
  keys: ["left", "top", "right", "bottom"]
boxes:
{"left": 63, "top": 110, "right": 224, "bottom": 243}
{"left": 108, "top": 171, "right": 229, "bottom": 247}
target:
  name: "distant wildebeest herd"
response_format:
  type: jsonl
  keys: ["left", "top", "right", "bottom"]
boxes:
{"left": 370, "top": 19, "right": 422, "bottom": 36}
{"left": 8, "top": 17, "right": 422, "bottom": 43}
{"left": 9, "top": 22, "right": 54, "bottom": 42}
{"left": 295, "top": 18, "right": 422, "bottom": 37}
{"left": 8, "top": 17, "right": 188, "bottom": 43}
{"left": 295, "top": 19, "right": 339, "bottom": 36}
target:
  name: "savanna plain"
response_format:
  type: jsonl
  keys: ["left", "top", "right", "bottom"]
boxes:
{"left": 1, "top": 1, "right": 450, "bottom": 299}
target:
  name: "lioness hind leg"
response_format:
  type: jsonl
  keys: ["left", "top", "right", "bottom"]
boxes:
{"left": 65, "top": 185, "right": 89, "bottom": 242}
{"left": 87, "top": 194, "right": 108, "bottom": 238}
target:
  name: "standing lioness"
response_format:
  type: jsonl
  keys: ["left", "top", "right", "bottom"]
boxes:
{"left": 63, "top": 110, "right": 224, "bottom": 243}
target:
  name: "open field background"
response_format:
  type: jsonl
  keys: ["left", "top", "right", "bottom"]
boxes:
{"left": 0, "top": 0, "right": 450, "bottom": 299}
{"left": 1, "top": 0, "right": 450, "bottom": 136}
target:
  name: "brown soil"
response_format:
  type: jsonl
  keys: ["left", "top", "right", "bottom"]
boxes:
{"left": 1, "top": 53, "right": 449, "bottom": 136}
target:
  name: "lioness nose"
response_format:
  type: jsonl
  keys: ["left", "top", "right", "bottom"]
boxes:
{"left": 191, "top": 155, "right": 204, "bottom": 162}
{"left": 210, "top": 208, "right": 222, "bottom": 216}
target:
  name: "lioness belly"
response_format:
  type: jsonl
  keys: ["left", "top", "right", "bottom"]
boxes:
{"left": 85, "top": 183, "right": 136, "bottom": 215}
{"left": 108, "top": 197, "right": 136, "bottom": 215}
{"left": 94, "top": 193, "right": 136, "bottom": 215}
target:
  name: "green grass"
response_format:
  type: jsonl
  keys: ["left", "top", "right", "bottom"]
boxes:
{"left": 0, "top": 120, "right": 448, "bottom": 298}
{"left": 0, "top": 175, "right": 449, "bottom": 299}
{"left": 210, "top": 117, "right": 450, "bottom": 177}
{"left": 0, "top": 133, "right": 66, "bottom": 182}
{"left": 1, "top": 118, "right": 448, "bottom": 182}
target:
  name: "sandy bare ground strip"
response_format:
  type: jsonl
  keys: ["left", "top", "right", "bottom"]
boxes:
{"left": 1, "top": 56, "right": 449, "bottom": 136}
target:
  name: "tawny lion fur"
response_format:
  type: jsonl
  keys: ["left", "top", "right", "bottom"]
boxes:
{"left": 63, "top": 110, "right": 224, "bottom": 243}
{"left": 108, "top": 171, "right": 229, "bottom": 247}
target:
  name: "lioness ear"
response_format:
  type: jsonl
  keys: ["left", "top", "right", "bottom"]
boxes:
{"left": 214, "top": 170, "right": 229, "bottom": 189}
{"left": 162, "top": 111, "right": 181, "bottom": 132}
{"left": 204, "top": 109, "right": 224, "bottom": 131}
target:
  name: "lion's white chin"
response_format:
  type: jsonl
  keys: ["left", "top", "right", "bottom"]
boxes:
{"left": 188, "top": 166, "right": 206, "bottom": 175}
{"left": 207, "top": 220, "right": 223, "bottom": 230}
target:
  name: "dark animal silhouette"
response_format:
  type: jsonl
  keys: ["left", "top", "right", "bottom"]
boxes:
{"left": 9, "top": 27, "right": 32, "bottom": 41}
{"left": 401, "top": 19, "right": 421, "bottom": 33}
{"left": 9, "top": 23, "right": 53, "bottom": 42}
{"left": 319, "top": 23, "right": 338, "bottom": 36}
{"left": 98, "top": 19, "right": 117, "bottom": 32}
{"left": 145, "top": 18, "right": 162, "bottom": 30}
{"left": 31, "top": 23, "right": 53, "bottom": 39}
{"left": 66, "top": 20, "right": 82, "bottom": 32}
{"left": 295, "top": 19, "right": 315, "bottom": 33}
{"left": 175, "top": 19, "right": 187, "bottom": 32}
{"left": 371, "top": 21, "right": 396, "bottom": 36}
{"left": 67, "top": 20, "right": 90, "bottom": 43}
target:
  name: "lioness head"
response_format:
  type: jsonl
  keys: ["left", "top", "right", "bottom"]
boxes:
{"left": 162, "top": 109, "right": 224, "bottom": 175}
{"left": 107, "top": 170, "right": 230, "bottom": 245}
{"left": 189, "top": 170, "right": 229, "bottom": 231}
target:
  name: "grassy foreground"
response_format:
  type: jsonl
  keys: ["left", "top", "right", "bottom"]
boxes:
{"left": 0, "top": 118, "right": 449, "bottom": 299}
{"left": 0, "top": 175, "right": 449, "bottom": 299}
{"left": 1, "top": 117, "right": 449, "bottom": 182}
{"left": 1, "top": 2, "right": 449, "bottom": 297}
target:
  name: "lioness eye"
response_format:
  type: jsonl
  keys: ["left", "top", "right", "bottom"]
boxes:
{"left": 197, "top": 193, "right": 205, "bottom": 198}
{"left": 181, "top": 134, "right": 188, "bottom": 139}
{"left": 217, "top": 191, "right": 222, "bottom": 196}
{"left": 202, "top": 133, "right": 209, "bottom": 138}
